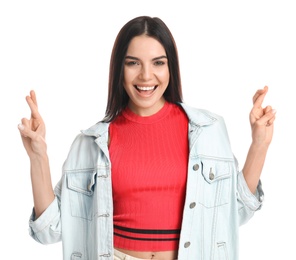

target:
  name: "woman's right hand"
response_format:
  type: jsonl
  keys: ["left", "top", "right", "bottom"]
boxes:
{"left": 18, "top": 90, "right": 47, "bottom": 159}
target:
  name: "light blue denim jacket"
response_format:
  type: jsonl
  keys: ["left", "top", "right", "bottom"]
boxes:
{"left": 29, "top": 103, "right": 263, "bottom": 260}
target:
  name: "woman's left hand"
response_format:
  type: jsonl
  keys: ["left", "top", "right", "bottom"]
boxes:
{"left": 249, "top": 86, "right": 276, "bottom": 146}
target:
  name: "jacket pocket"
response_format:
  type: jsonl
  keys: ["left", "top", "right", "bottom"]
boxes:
{"left": 71, "top": 252, "right": 82, "bottom": 259}
{"left": 217, "top": 242, "right": 229, "bottom": 260}
{"left": 67, "top": 170, "right": 96, "bottom": 220}
{"left": 198, "top": 159, "right": 231, "bottom": 208}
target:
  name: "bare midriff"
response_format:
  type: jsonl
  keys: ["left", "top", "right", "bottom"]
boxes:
{"left": 115, "top": 247, "right": 178, "bottom": 260}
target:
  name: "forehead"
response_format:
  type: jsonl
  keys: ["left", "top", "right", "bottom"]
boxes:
{"left": 126, "top": 35, "right": 166, "bottom": 56}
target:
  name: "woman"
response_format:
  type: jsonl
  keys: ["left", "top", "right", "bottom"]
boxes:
{"left": 18, "top": 16, "right": 276, "bottom": 260}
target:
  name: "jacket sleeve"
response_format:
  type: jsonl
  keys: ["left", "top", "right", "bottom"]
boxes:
{"left": 235, "top": 154, "right": 264, "bottom": 225}
{"left": 28, "top": 178, "right": 63, "bottom": 244}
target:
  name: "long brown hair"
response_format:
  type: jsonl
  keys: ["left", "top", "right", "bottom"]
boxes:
{"left": 102, "top": 16, "right": 183, "bottom": 122}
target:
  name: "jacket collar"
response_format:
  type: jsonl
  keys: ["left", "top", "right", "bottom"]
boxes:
{"left": 81, "top": 121, "right": 109, "bottom": 138}
{"left": 81, "top": 102, "right": 217, "bottom": 138}
{"left": 179, "top": 103, "right": 217, "bottom": 127}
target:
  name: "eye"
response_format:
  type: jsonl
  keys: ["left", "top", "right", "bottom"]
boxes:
{"left": 154, "top": 60, "right": 166, "bottom": 66}
{"left": 125, "top": 60, "right": 139, "bottom": 66}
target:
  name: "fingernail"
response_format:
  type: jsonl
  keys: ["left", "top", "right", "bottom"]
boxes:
{"left": 18, "top": 123, "right": 24, "bottom": 130}
{"left": 272, "top": 109, "right": 277, "bottom": 114}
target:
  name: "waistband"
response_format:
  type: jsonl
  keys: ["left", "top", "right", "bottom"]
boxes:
{"left": 114, "top": 249, "right": 149, "bottom": 260}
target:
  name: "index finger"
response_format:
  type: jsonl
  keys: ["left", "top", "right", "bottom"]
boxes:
{"left": 26, "top": 90, "right": 41, "bottom": 119}
{"left": 252, "top": 86, "right": 268, "bottom": 108}
{"left": 30, "top": 90, "right": 38, "bottom": 108}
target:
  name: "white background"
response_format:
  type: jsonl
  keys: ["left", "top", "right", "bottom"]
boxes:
{"left": 1, "top": 0, "right": 295, "bottom": 259}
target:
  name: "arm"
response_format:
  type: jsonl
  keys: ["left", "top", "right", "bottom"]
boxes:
{"left": 242, "top": 86, "right": 276, "bottom": 193}
{"left": 18, "top": 90, "right": 55, "bottom": 218}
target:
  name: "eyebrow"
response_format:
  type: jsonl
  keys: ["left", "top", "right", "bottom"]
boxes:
{"left": 125, "top": 55, "right": 168, "bottom": 61}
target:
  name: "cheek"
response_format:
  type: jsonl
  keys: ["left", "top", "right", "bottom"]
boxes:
{"left": 158, "top": 69, "right": 170, "bottom": 83}
{"left": 124, "top": 68, "right": 138, "bottom": 82}
{"left": 123, "top": 69, "right": 128, "bottom": 83}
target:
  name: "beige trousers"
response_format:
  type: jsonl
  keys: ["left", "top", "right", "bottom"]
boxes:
{"left": 114, "top": 248, "right": 150, "bottom": 260}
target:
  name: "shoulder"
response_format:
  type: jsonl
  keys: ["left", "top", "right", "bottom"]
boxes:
{"left": 63, "top": 132, "right": 100, "bottom": 171}
{"left": 180, "top": 103, "right": 233, "bottom": 156}
{"left": 178, "top": 103, "right": 225, "bottom": 126}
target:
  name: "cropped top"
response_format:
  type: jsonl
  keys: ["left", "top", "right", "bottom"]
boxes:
{"left": 109, "top": 102, "right": 189, "bottom": 251}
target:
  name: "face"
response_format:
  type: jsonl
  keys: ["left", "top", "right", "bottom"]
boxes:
{"left": 123, "top": 35, "right": 170, "bottom": 116}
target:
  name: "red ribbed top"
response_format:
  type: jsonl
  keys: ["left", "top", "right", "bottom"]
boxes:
{"left": 109, "top": 102, "right": 189, "bottom": 251}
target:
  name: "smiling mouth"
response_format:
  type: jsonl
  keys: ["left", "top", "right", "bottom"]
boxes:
{"left": 135, "top": 85, "right": 157, "bottom": 92}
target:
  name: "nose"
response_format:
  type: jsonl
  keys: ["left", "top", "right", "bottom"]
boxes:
{"left": 139, "top": 64, "right": 153, "bottom": 81}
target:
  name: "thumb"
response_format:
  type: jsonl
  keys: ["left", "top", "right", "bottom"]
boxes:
{"left": 18, "top": 123, "right": 28, "bottom": 138}
{"left": 18, "top": 121, "right": 36, "bottom": 139}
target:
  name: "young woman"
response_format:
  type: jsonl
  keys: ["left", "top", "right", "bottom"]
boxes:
{"left": 18, "top": 16, "right": 276, "bottom": 260}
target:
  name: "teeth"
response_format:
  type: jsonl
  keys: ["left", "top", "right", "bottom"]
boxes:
{"left": 136, "top": 86, "right": 155, "bottom": 91}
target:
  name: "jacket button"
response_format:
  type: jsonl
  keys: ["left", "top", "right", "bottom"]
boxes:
{"left": 189, "top": 202, "right": 196, "bottom": 209}
{"left": 209, "top": 172, "right": 215, "bottom": 180}
{"left": 184, "top": 241, "right": 191, "bottom": 248}
{"left": 193, "top": 164, "right": 199, "bottom": 171}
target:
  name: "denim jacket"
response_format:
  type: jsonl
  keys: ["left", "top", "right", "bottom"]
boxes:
{"left": 29, "top": 103, "right": 263, "bottom": 260}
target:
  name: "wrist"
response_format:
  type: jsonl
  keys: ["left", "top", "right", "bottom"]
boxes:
{"left": 249, "top": 141, "right": 269, "bottom": 153}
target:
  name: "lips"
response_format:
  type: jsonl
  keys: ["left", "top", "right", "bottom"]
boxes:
{"left": 135, "top": 85, "right": 157, "bottom": 92}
